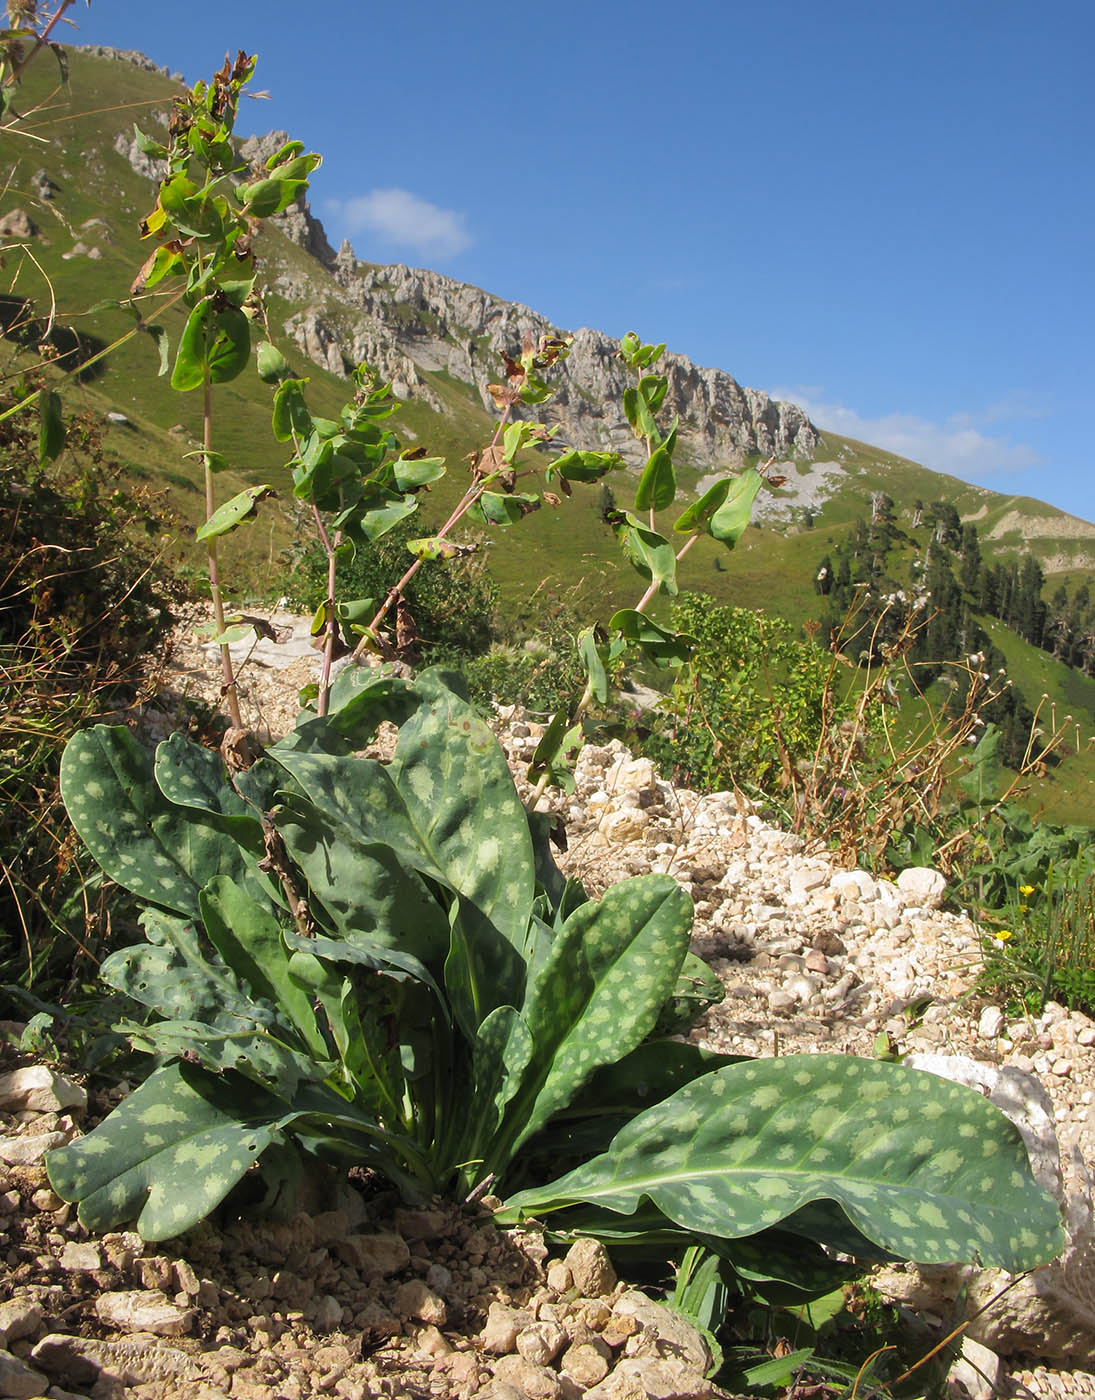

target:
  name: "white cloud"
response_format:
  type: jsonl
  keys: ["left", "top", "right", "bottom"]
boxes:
{"left": 326, "top": 188, "right": 472, "bottom": 259}
{"left": 767, "top": 387, "right": 1044, "bottom": 480}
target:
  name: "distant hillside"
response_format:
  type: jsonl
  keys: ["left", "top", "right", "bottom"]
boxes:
{"left": 6, "top": 45, "right": 1095, "bottom": 620}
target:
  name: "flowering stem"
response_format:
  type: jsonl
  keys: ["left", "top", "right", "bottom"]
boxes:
{"left": 352, "top": 398, "right": 516, "bottom": 658}
{"left": 203, "top": 376, "right": 243, "bottom": 729}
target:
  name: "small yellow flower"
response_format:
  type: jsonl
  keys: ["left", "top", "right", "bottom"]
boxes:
{"left": 1019, "top": 885, "right": 1035, "bottom": 896}
{"left": 1018, "top": 904, "right": 1029, "bottom": 914}
{"left": 993, "top": 930, "right": 1013, "bottom": 945}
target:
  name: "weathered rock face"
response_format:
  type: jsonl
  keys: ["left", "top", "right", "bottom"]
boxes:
{"left": 113, "top": 128, "right": 164, "bottom": 183}
{"left": 78, "top": 45, "right": 183, "bottom": 82}
{"left": 329, "top": 259, "right": 819, "bottom": 470}
{"left": 105, "top": 98, "right": 821, "bottom": 474}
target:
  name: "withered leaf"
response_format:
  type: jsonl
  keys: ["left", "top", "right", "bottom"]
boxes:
{"left": 487, "top": 383, "right": 517, "bottom": 410}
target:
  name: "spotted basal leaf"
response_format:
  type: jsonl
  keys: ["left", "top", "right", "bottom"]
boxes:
{"left": 494, "top": 875, "right": 692, "bottom": 1165}
{"left": 46, "top": 1062, "right": 290, "bottom": 1240}
{"left": 60, "top": 726, "right": 251, "bottom": 918}
{"left": 500, "top": 1055, "right": 1064, "bottom": 1272}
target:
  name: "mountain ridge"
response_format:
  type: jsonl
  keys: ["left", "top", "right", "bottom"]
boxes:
{"left": 10, "top": 44, "right": 1095, "bottom": 577}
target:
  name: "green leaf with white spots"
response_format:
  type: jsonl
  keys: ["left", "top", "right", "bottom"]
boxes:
{"left": 457, "top": 1004, "right": 535, "bottom": 1156}
{"left": 494, "top": 875, "right": 692, "bottom": 1166}
{"left": 500, "top": 1055, "right": 1065, "bottom": 1272}
{"left": 46, "top": 1062, "right": 289, "bottom": 1240}
{"left": 280, "top": 927, "right": 445, "bottom": 1014}
{"left": 101, "top": 928, "right": 246, "bottom": 1026}
{"left": 282, "top": 669, "right": 415, "bottom": 753}
{"left": 654, "top": 951, "right": 726, "bottom": 1035}
{"left": 269, "top": 731, "right": 529, "bottom": 1023}
{"left": 518, "top": 1041, "right": 739, "bottom": 1175}
{"left": 117, "top": 1016, "right": 318, "bottom": 1098}
{"left": 60, "top": 726, "right": 253, "bottom": 918}
{"left": 271, "top": 793, "right": 451, "bottom": 970}
{"left": 153, "top": 733, "right": 264, "bottom": 854}
{"left": 387, "top": 669, "right": 536, "bottom": 965}
{"left": 101, "top": 910, "right": 318, "bottom": 1097}
{"left": 200, "top": 876, "right": 327, "bottom": 1059}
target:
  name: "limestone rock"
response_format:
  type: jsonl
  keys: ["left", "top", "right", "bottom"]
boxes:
{"left": 30, "top": 1334, "right": 210, "bottom": 1387}
{"left": 31, "top": 169, "right": 58, "bottom": 201}
{"left": 0, "top": 208, "right": 36, "bottom": 239}
{"left": 0, "top": 1302, "right": 42, "bottom": 1349}
{"left": 335, "top": 1230, "right": 410, "bottom": 1275}
{"left": 112, "top": 129, "right": 163, "bottom": 181}
{"left": 394, "top": 1206, "right": 449, "bottom": 1239}
{"left": 392, "top": 1280, "right": 447, "bottom": 1326}
{"left": 583, "top": 1355, "right": 718, "bottom": 1399}
{"left": 310, "top": 1294, "right": 343, "bottom": 1330}
{"left": 0, "top": 1067, "right": 85, "bottom": 1114}
{"left": 896, "top": 866, "right": 947, "bottom": 908}
{"left": 479, "top": 1302, "right": 531, "bottom": 1354}
{"left": 492, "top": 1354, "right": 578, "bottom": 1399}
{"left": 0, "top": 1131, "right": 66, "bottom": 1165}
{"left": 561, "top": 1340, "right": 612, "bottom": 1387}
{"left": 283, "top": 310, "right": 345, "bottom": 377}
{"left": 80, "top": 45, "right": 178, "bottom": 78}
{"left": 516, "top": 1320, "right": 568, "bottom": 1366}
{"left": 978, "top": 1005, "right": 1006, "bottom": 1041}
{"left": 59, "top": 1241, "right": 102, "bottom": 1272}
{"left": 946, "top": 1336, "right": 1003, "bottom": 1399}
{"left": 599, "top": 807, "right": 650, "bottom": 844}
{"left": 269, "top": 246, "right": 818, "bottom": 476}
{"left": 614, "top": 1292, "right": 711, "bottom": 1372}
{"left": 93, "top": 1291, "right": 196, "bottom": 1337}
{"left": 0, "top": 1349, "right": 48, "bottom": 1398}
{"left": 564, "top": 1238, "right": 617, "bottom": 1297}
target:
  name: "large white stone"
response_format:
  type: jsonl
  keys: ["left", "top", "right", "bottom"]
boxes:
{"left": 0, "top": 1067, "right": 86, "bottom": 1114}
{"left": 896, "top": 866, "right": 947, "bottom": 907}
{"left": 878, "top": 1054, "right": 1095, "bottom": 1365}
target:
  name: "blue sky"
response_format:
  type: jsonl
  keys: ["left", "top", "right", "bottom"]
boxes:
{"left": 66, "top": 1, "right": 1094, "bottom": 520}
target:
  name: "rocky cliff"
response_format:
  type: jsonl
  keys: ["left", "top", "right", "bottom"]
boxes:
{"left": 109, "top": 96, "right": 820, "bottom": 470}
{"left": 237, "top": 129, "right": 820, "bottom": 471}
{"left": 319, "top": 258, "right": 819, "bottom": 468}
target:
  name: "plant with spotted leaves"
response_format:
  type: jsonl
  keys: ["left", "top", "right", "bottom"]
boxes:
{"left": 48, "top": 667, "right": 1062, "bottom": 1298}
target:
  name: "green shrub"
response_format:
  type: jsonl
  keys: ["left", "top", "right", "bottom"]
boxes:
{"left": 638, "top": 594, "right": 844, "bottom": 795}
{"left": 279, "top": 514, "right": 499, "bottom": 665}
{"left": 978, "top": 856, "right": 1095, "bottom": 1017}
{"left": 459, "top": 600, "right": 594, "bottom": 716}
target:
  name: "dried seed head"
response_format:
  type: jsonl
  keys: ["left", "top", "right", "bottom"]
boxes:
{"left": 6, "top": 1, "right": 39, "bottom": 26}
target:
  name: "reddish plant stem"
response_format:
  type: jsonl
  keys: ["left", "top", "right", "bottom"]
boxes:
{"left": 203, "top": 377, "right": 243, "bottom": 728}
{"left": 352, "top": 397, "right": 516, "bottom": 659}
{"left": 9, "top": 0, "right": 75, "bottom": 82}
{"left": 313, "top": 501, "right": 341, "bottom": 716}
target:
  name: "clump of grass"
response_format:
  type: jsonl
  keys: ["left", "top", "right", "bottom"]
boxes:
{"left": 978, "top": 859, "right": 1095, "bottom": 1017}
{"left": 0, "top": 393, "right": 181, "bottom": 993}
